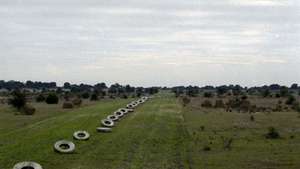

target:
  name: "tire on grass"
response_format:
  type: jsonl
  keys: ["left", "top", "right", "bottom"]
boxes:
{"left": 126, "top": 108, "right": 134, "bottom": 113}
{"left": 96, "top": 127, "right": 112, "bottom": 133}
{"left": 54, "top": 140, "right": 75, "bottom": 154}
{"left": 13, "top": 161, "right": 43, "bottom": 169}
{"left": 73, "top": 130, "right": 90, "bottom": 140}
{"left": 107, "top": 115, "right": 119, "bottom": 121}
{"left": 101, "top": 119, "right": 114, "bottom": 127}
{"left": 114, "top": 111, "right": 124, "bottom": 118}
{"left": 126, "top": 104, "right": 133, "bottom": 109}
{"left": 118, "top": 108, "right": 128, "bottom": 114}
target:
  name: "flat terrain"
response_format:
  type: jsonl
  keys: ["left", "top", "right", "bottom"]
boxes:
{"left": 1, "top": 92, "right": 300, "bottom": 169}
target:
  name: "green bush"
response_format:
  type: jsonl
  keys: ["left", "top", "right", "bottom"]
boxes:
{"left": 46, "top": 93, "right": 59, "bottom": 104}
{"left": 22, "top": 104, "right": 36, "bottom": 115}
{"left": 182, "top": 96, "right": 191, "bottom": 107}
{"left": 201, "top": 100, "right": 212, "bottom": 108}
{"left": 90, "top": 93, "right": 98, "bottom": 101}
{"left": 285, "top": 95, "right": 296, "bottom": 105}
{"left": 62, "top": 102, "right": 73, "bottom": 109}
{"left": 9, "top": 90, "right": 26, "bottom": 110}
{"left": 265, "top": 127, "right": 280, "bottom": 139}
{"left": 81, "top": 92, "right": 90, "bottom": 99}
{"left": 72, "top": 98, "right": 82, "bottom": 106}
{"left": 36, "top": 94, "right": 45, "bottom": 102}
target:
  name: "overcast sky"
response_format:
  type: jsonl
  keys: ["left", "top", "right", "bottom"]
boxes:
{"left": 0, "top": 0, "right": 299, "bottom": 87}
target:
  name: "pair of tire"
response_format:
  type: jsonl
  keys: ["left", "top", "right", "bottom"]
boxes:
{"left": 54, "top": 130, "right": 90, "bottom": 154}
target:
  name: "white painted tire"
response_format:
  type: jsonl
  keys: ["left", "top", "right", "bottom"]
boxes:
{"left": 107, "top": 115, "right": 119, "bottom": 121}
{"left": 96, "top": 127, "right": 112, "bottom": 133}
{"left": 13, "top": 161, "right": 43, "bottom": 169}
{"left": 126, "top": 108, "right": 134, "bottom": 113}
{"left": 54, "top": 140, "right": 75, "bottom": 154}
{"left": 114, "top": 111, "right": 124, "bottom": 118}
{"left": 126, "top": 104, "right": 133, "bottom": 109}
{"left": 101, "top": 119, "right": 114, "bottom": 127}
{"left": 118, "top": 108, "right": 128, "bottom": 114}
{"left": 73, "top": 130, "right": 90, "bottom": 140}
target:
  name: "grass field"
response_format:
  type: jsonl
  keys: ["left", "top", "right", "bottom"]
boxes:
{"left": 1, "top": 92, "right": 300, "bottom": 169}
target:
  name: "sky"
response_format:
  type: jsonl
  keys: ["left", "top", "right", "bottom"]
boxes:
{"left": 0, "top": 0, "right": 299, "bottom": 87}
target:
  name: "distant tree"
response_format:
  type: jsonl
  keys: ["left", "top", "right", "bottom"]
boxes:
{"left": 63, "top": 82, "right": 71, "bottom": 89}
{"left": 9, "top": 90, "right": 26, "bottom": 110}
{"left": 280, "top": 86, "right": 289, "bottom": 97}
{"left": 46, "top": 93, "right": 59, "bottom": 104}
{"left": 262, "top": 89, "right": 270, "bottom": 97}
{"left": 291, "top": 83, "right": 298, "bottom": 89}
{"left": 203, "top": 92, "right": 213, "bottom": 98}
{"left": 216, "top": 86, "right": 228, "bottom": 96}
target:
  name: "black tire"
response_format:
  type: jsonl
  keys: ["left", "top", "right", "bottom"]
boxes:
{"left": 101, "top": 119, "right": 114, "bottom": 127}
{"left": 73, "top": 130, "right": 90, "bottom": 140}
{"left": 107, "top": 115, "right": 119, "bottom": 121}
{"left": 13, "top": 161, "right": 43, "bottom": 169}
{"left": 97, "top": 127, "right": 112, "bottom": 133}
{"left": 54, "top": 140, "right": 75, "bottom": 154}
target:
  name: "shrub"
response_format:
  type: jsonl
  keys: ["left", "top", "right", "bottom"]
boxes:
{"left": 81, "top": 92, "right": 90, "bottom": 99}
{"left": 203, "top": 146, "right": 211, "bottom": 151}
{"left": 9, "top": 90, "right": 26, "bottom": 110}
{"left": 90, "top": 93, "right": 98, "bottom": 101}
{"left": 62, "top": 102, "right": 73, "bottom": 109}
{"left": 182, "top": 96, "right": 191, "bottom": 107}
{"left": 22, "top": 104, "right": 36, "bottom": 115}
{"left": 121, "top": 94, "right": 128, "bottom": 99}
{"left": 72, "top": 98, "right": 82, "bottom": 106}
{"left": 203, "top": 92, "right": 213, "bottom": 98}
{"left": 214, "top": 100, "right": 225, "bottom": 108}
{"left": 46, "top": 93, "right": 59, "bottom": 104}
{"left": 250, "top": 115, "right": 255, "bottom": 121}
{"left": 201, "top": 100, "right": 212, "bottom": 108}
{"left": 265, "top": 127, "right": 280, "bottom": 139}
{"left": 241, "top": 95, "right": 248, "bottom": 100}
{"left": 36, "top": 94, "right": 45, "bottom": 102}
{"left": 286, "top": 95, "right": 296, "bottom": 105}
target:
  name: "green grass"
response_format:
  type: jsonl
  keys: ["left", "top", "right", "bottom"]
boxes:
{"left": 0, "top": 92, "right": 300, "bottom": 169}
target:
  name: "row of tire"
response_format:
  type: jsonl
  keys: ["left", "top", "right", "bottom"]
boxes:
{"left": 12, "top": 96, "right": 150, "bottom": 169}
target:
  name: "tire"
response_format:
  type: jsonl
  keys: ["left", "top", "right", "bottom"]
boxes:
{"left": 118, "top": 108, "right": 128, "bottom": 114}
{"left": 114, "top": 111, "right": 124, "bottom": 118}
{"left": 107, "top": 115, "right": 119, "bottom": 121}
{"left": 13, "top": 161, "right": 43, "bottom": 169}
{"left": 126, "top": 104, "right": 133, "bottom": 109}
{"left": 73, "top": 130, "right": 90, "bottom": 140}
{"left": 126, "top": 108, "right": 134, "bottom": 113}
{"left": 54, "top": 140, "right": 75, "bottom": 154}
{"left": 101, "top": 119, "right": 114, "bottom": 127}
{"left": 96, "top": 127, "right": 112, "bottom": 133}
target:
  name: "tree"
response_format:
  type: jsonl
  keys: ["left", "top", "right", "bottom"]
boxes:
{"left": 46, "top": 93, "right": 59, "bottom": 104}
{"left": 280, "top": 86, "right": 289, "bottom": 97}
{"left": 262, "top": 89, "right": 270, "bottom": 97}
{"left": 9, "top": 90, "right": 26, "bottom": 110}
{"left": 291, "top": 83, "right": 298, "bottom": 89}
